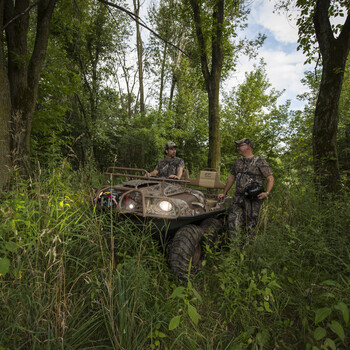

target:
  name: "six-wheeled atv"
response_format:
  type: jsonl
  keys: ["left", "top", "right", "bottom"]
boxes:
{"left": 93, "top": 167, "right": 231, "bottom": 278}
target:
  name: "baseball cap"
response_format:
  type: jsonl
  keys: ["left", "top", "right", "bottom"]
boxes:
{"left": 235, "top": 138, "right": 254, "bottom": 148}
{"left": 165, "top": 141, "right": 177, "bottom": 149}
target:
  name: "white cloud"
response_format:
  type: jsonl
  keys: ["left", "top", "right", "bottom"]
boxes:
{"left": 250, "top": 0, "right": 299, "bottom": 44}
{"left": 259, "top": 49, "right": 310, "bottom": 94}
{"left": 222, "top": 1, "right": 314, "bottom": 109}
{"left": 224, "top": 48, "right": 312, "bottom": 110}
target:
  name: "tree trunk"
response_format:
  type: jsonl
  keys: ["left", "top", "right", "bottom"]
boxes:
{"left": 4, "top": 0, "right": 57, "bottom": 175}
{"left": 133, "top": 0, "right": 145, "bottom": 115}
{"left": 0, "top": 0, "right": 11, "bottom": 188}
{"left": 158, "top": 42, "right": 168, "bottom": 113}
{"left": 312, "top": 51, "right": 345, "bottom": 194}
{"left": 190, "top": 0, "right": 223, "bottom": 172}
{"left": 169, "top": 32, "right": 185, "bottom": 109}
{"left": 133, "top": 0, "right": 145, "bottom": 166}
{"left": 208, "top": 78, "right": 221, "bottom": 171}
{"left": 313, "top": 0, "right": 350, "bottom": 196}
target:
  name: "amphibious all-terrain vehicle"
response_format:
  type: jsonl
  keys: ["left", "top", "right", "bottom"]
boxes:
{"left": 93, "top": 167, "right": 231, "bottom": 278}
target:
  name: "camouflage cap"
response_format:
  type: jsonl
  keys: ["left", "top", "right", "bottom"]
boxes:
{"left": 235, "top": 138, "right": 254, "bottom": 148}
{"left": 165, "top": 141, "right": 177, "bottom": 149}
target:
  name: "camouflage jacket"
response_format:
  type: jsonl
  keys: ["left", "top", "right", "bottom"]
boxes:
{"left": 155, "top": 157, "right": 185, "bottom": 178}
{"left": 230, "top": 156, "right": 273, "bottom": 197}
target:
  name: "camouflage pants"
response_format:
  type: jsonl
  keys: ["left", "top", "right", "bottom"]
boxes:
{"left": 228, "top": 196, "right": 262, "bottom": 245}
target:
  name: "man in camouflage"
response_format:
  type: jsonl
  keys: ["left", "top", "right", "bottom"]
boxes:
{"left": 218, "top": 138, "right": 274, "bottom": 245}
{"left": 146, "top": 141, "right": 185, "bottom": 179}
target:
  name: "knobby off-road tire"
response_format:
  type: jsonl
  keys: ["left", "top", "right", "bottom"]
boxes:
{"left": 200, "top": 218, "right": 223, "bottom": 246}
{"left": 167, "top": 224, "right": 204, "bottom": 279}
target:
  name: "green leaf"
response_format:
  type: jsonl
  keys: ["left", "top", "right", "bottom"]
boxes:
{"left": 170, "top": 287, "right": 185, "bottom": 299}
{"left": 320, "top": 280, "right": 338, "bottom": 287}
{"left": 168, "top": 316, "right": 181, "bottom": 330}
{"left": 264, "top": 301, "right": 272, "bottom": 312}
{"left": 5, "top": 241, "right": 18, "bottom": 252}
{"left": 0, "top": 258, "right": 10, "bottom": 276}
{"left": 313, "top": 327, "right": 326, "bottom": 341}
{"left": 314, "top": 308, "right": 331, "bottom": 324}
{"left": 328, "top": 320, "right": 344, "bottom": 341}
{"left": 325, "top": 338, "right": 336, "bottom": 350}
{"left": 192, "top": 287, "right": 202, "bottom": 302}
{"left": 334, "top": 301, "right": 349, "bottom": 325}
{"left": 188, "top": 303, "right": 201, "bottom": 325}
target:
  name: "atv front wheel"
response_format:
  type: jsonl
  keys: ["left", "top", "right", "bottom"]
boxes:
{"left": 167, "top": 224, "right": 204, "bottom": 279}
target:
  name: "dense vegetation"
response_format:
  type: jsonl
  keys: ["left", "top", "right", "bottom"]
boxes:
{"left": 1, "top": 162, "right": 350, "bottom": 349}
{"left": 1, "top": 0, "right": 350, "bottom": 348}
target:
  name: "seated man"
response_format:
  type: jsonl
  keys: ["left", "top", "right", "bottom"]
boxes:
{"left": 146, "top": 141, "right": 184, "bottom": 180}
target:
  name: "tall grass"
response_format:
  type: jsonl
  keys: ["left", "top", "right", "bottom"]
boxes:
{"left": 0, "top": 167, "right": 349, "bottom": 349}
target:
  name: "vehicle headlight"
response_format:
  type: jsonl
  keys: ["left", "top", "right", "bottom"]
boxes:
{"left": 118, "top": 192, "right": 141, "bottom": 212}
{"left": 158, "top": 200, "right": 172, "bottom": 212}
{"left": 145, "top": 197, "right": 179, "bottom": 218}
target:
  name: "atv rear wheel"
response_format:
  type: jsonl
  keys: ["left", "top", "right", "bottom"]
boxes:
{"left": 167, "top": 224, "right": 204, "bottom": 279}
{"left": 200, "top": 218, "right": 223, "bottom": 246}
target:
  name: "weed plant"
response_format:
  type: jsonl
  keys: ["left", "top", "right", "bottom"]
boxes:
{"left": 0, "top": 167, "right": 349, "bottom": 349}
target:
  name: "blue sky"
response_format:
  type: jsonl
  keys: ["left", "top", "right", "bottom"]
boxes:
{"left": 223, "top": 0, "right": 313, "bottom": 110}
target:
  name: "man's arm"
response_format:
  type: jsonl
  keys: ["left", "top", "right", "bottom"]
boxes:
{"left": 258, "top": 174, "right": 274, "bottom": 199}
{"left": 169, "top": 159, "right": 185, "bottom": 179}
{"left": 176, "top": 166, "right": 184, "bottom": 179}
{"left": 168, "top": 167, "right": 183, "bottom": 179}
{"left": 169, "top": 167, "right": 184, "bottom": 180}
{"left": 146, "top": 169, "right": 159, "bottom": 177}
{"left": 218, "top": 174, "right": 235, "bottom": 200}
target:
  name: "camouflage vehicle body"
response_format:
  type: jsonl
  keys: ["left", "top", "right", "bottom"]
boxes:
{"left": 94, "top": 167, "right": 231, "bottom": 278}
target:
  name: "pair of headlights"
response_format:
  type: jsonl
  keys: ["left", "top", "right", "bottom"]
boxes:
{"left": 123, "top": 197, "right": 174, "bottom": 213}
{"left": 126, "top": 201, "right": 172, "bottom": 212}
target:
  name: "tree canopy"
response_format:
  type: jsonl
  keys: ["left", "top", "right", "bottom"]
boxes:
{"left": 0, "top": 0, "right": 349, "bottom": 197}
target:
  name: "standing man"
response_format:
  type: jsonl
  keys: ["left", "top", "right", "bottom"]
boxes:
{"left": 218, "top": 138, "right": 274, "bottom": 246}
{"left": 146, "top": 141, "right": 185, "bottom": 179}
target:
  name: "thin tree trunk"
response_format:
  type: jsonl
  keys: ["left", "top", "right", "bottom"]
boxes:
{"left": 133, "top": 0, "right": 145, "bottom": 115}
{"left": 158, "top": 42, "right": 168, "bottom": 113}
{"left": 133, "top": 0, "right": 145, "bottom": 166}
{"left": 0, "top": 0, "right": 11, "bottom": 188}
{"left": 169, "top": 32, "right": 185, "bottom": 109}
{"left": 208, "top": 79, "right": 221, "bottom": 171}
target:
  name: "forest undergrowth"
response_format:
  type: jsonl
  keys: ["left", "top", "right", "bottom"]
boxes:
{"left": 0, "top": 166, "right": 349, "bottom": 350}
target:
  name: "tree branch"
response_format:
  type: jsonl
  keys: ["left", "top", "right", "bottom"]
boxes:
{"left": 211, "top": 0, "right": 224, "bottom": 77}
{"left": 3, "top": 0, "right": 41, "bottom": 30}
{"left": 337, "top": 10, "right": 350, "bottom": 50}
{"left": 189, "top": 0, "right": 210, "bottom": 85}
{"left": 313, "top": 0, "right": 334, "bottom": 56}
{"left": 97, "top": 0, "right": 190, "bottom": 58}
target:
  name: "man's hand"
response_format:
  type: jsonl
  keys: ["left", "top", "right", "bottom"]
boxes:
{"left": 146, "top": 170, "right": 158, "bottom": 177}
{"left": 258, "top": 192, "right": 269, "bottom": 200}
{"left": 168, "top": 175, "right": 179, "bottom": 179}
{"left": 218, "top": 193, "right": 226, "bottom": 200}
